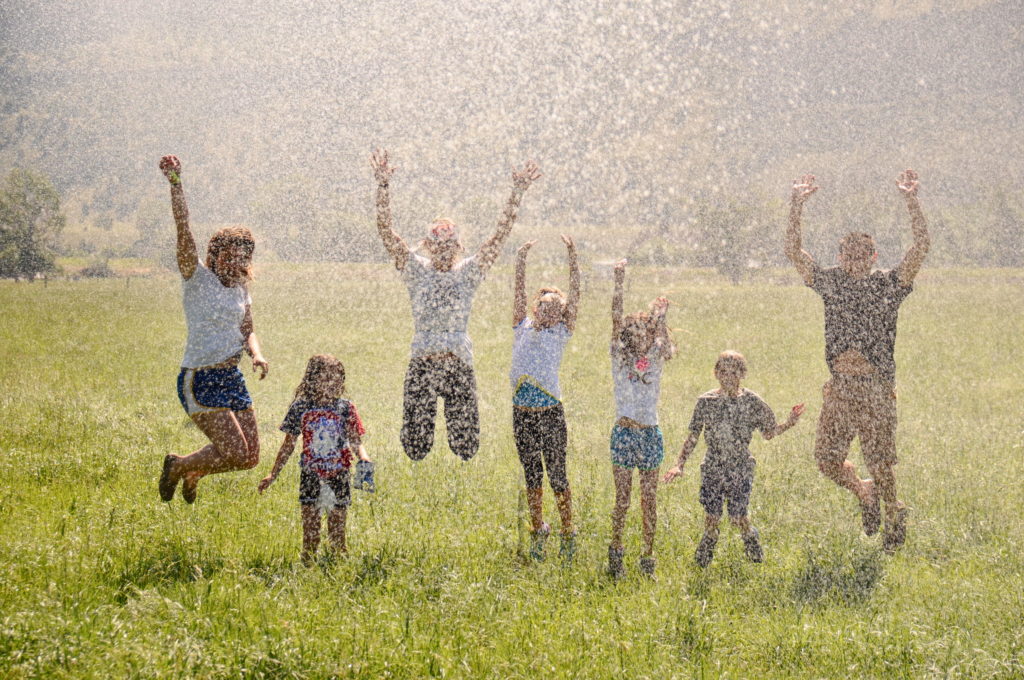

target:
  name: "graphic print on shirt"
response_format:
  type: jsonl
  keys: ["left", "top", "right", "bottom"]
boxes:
{"left": 300, "top": 409, "right": 351, "bottom": 479}
{"left": 628, "top": 356, "right": 653, "bottom": 384}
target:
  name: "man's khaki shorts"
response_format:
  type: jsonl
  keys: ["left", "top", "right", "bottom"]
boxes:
{"left": 814, "top": 374, "right": 898, "bottom": 470}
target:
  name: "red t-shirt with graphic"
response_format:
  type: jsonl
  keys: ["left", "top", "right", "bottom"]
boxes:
{"left": 280, "top": 398, "right": 365, "bottom": 478}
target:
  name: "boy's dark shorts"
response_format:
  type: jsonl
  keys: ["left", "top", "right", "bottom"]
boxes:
{"left": 699, "top": 461, "right": 754, "bottom": 518}
{"left": 299, "top": 468, "right": 351, "bottom": 510}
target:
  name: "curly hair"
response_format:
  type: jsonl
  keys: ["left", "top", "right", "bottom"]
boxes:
{"left": 206, "top": 226, "right": 255, "bottom": 280}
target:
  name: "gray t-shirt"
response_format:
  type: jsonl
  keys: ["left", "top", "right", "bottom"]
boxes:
{"left": 400, "top": 253, "right": 486, "bottom": 365}
{"left": 688, "top": 388, "right": 777, "bottom": 471}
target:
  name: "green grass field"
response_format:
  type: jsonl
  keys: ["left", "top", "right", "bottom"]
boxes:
{"left": 1, "top": 264, "right": 1022, "bottom": 679}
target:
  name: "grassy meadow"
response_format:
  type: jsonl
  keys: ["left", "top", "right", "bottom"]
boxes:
{"left": 1, "top": 261, "right": 1022, "bottom": 679}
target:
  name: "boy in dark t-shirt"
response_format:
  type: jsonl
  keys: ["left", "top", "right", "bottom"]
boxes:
{"left": 663, "top": 351, "right": 804, "bottom": 567}
{"left": 785, "top": 169, "right": 930, "bottom": 553}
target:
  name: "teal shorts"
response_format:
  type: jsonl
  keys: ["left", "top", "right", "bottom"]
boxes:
{"left": 610, "top": 425, "right": 664, "bottom": 470}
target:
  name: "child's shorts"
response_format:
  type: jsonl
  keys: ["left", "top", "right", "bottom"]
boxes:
{"left": 699, "top": 461, "right": 754, "bottom": 518}
{"left": 177, "top": 366, "right": 252, "bottom": 416}
{"left": 299, "top": 468, "right": 351, "bottom": 510}
{"left": 610, "top": 424, "right": 664, "bottom": 471}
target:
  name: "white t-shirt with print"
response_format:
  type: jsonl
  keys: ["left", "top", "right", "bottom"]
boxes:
{"left": 401, "top": 253, "right": 486, "bottom": 365}
{"left": 181, "top": 263, "right": 251, "bottom": 368}
{"left": 509, "top": 318, "right": 572, "bottom": 401}
{"left": 610, "top": 340, "right": 666, "bottom": 426}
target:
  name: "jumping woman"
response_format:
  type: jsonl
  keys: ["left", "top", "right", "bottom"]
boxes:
{"left": 157, "top": 155, "right": 268, "bottom": 504}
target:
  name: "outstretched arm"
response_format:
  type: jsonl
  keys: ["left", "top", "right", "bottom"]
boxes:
{"left": 477, "top": 161, "right": 541, "bottom": 273}
{"left": 611, "top": 259, "right": 626, "bottom": 341}
{"left": 785, "top": 174, "right": 819, "bottom": 286}
{"left": 562, "top": 235, "right": 581, "bottom": 332}
{"left": 762, "top": 404, "right": 804, "bottom": 441}
{"left": 512, "top": 240, "right": 535, "bottom": 327}
{"left": 894, "top": 169, "right": 930, "bottom": 287}
{"left": 650, "top": 296, "right": 674, "bottom": 360}
{"left": 160, "top": 155, "right": 198, "bottom": 280}
{"left": 662, "top": 431, "right": 700, "bottom": 483}
{"left": 257, "top": 434, "right": 297, "bottom": 493}
{"left": 371, "top": 149, "right": 409, "bottom": 271}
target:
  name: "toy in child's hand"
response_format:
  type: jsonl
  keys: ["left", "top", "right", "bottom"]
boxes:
{"left": 354, "top": 460, "right": 375, "bottom": 493}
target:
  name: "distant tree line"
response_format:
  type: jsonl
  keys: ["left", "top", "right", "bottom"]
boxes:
{"left": 2, "top": 168, "right": 1021, "bottom": 281}
{"left": 0, "top": 169, "right": 65, "bottom": 280}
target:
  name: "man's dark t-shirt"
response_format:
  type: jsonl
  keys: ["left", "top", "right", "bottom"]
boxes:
{"left": 809, "top": 264, "right": 912, "bottom": 381}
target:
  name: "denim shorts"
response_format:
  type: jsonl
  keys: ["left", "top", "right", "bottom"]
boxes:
{"left": 610, "top": 424, "right": 664, "bottom": 470}
{"left": 299, "top": 468, "right": 351, "bottom": 509}
{"left": 177, "top": 366, "right": 252, "bottom": 416}
{"left": 699, "top": 461, "right": 755, "bottom": 518}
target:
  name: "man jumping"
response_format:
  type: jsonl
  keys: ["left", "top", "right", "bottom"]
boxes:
{"left": 785, "top": 169, "right": 930, "bottom": 553}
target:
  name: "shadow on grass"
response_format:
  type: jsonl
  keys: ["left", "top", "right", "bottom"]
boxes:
{"left": 349, "top": 546, "right": 397, "bottom": 590}
{"left": 790, "top": 540, "right": 885, "bottom": 606}
{"left": 109, "top": 537, "right": 224, "bottom": 602}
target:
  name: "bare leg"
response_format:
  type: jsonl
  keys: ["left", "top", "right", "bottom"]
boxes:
{"left": 554, "top": 488, "right": 573, "bottom": 536}
{"left": 730, "top": 514, "right": 752, "bottom": 535}
{"left": 610, "top": 466, "right": 633, "bottom": 551}
{"left": 526, "top": 487, "right": 545, "bottom": 532}
{"left": 326, "top": 507, "right": 348, "bottom": 556}
{"left": 177, "top": 408, "right": 260, "bottom": 478}
{"left": 816, "top": 455, "right": 870, "bottom": 502}
{"left": 639, "top": 469, "right": 658, "bottom": 557}
{"left": 301, "top": 505, "right": 320, "bottom": 566}
{"left": 868, "top": 461, "right": 902, "bottom": 519}
{"left": 704, "top": 514, "right": 721, "bottom": 537}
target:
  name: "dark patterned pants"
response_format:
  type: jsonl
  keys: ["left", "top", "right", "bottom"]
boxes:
{"left": 400, "top": 354, "right": 479, "bottom": 461}
{"left": 512, "top": 404, "right": 569, "bottom": 492}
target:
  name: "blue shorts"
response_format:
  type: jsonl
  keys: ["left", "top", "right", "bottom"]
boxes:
{"left": 177, "top": 366, "right": 252, "bottom": 416}
{"left": 610, "top": 425, "right": 664, "bottom": 470}
{"left": 699, "top": 462, "right": 754, "bottom": 518}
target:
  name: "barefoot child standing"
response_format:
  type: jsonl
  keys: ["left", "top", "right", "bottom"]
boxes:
{"left": 258, "top": 355, "right": 371, "bottom": 565}
{"left": 663, "top": 351, "right": 804, "bottom": 567}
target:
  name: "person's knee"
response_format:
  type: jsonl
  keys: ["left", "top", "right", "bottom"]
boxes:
{"left": 816, "top": 454, "right": 844, "bottom": 481}
{"left": 402, "top": 443, "right": 430, "bottom": 461}
{"left": 241, "top": 440, "right": 260, "bottom": 469}
{"left": 729, "top": 514, "right": 749, "bottom": 529}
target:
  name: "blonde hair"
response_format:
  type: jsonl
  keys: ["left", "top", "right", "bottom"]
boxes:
{"left": 206, "top": 226, "right": 255, "bottom": 280}
{"left": 294, "top": 354, "right": 346, "bottom": 403}
{"left": 714, "top": 350, "right": 748, "bottom": 377}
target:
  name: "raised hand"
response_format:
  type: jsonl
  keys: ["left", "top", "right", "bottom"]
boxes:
{"left": 159, "top": 155, "right": 182, "bottom": 185}
{"left": 512, "top": 160, "right": 542, "bottom": 191}
{"left": 896, "top": 169, "right": 919, "bottom": 197}
{"left": 561, "top": 234, "right": 576, "bottom": 252}
{"left": 371, "top": 148, "right": 396, "bottom": 186}
{"left": 516, "top": 240, "right": 537, "bottom": 259}
{"left": 613, "top": 258, "right": 627, "bottom": 281}
{"left": 651, "top": 295, "right": 670, "bottom": 320}
{"left": 791, "top": 174, "right": 818, "bottom": 204}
